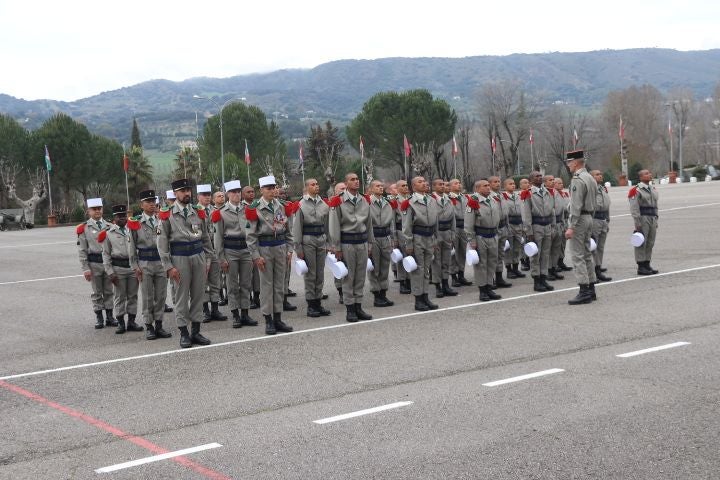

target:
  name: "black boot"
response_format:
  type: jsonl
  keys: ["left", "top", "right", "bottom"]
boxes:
{"left": 250, "top": 291, "right": 260, "bottom": 309}
{"left": 164, "top": 303, "right": 174, "bottom": 313}
{"left": 494, "top": 271, "right": 512, "bottom": 288}
{"left": 599, "top": 266, "right": 607, "bottom": 272}
{"left": 190, "top": 322, "right": 211, "bottom": 345}
{"left": 126, "top": 314, "right": 144, "bottom": 331}
{"left": 94, "top": 310, "right": 104, "bottom": 329}
{"left": 479, "top": 285, "right": 491, "bottom": 301}
{"left": 373, "top": 291, "right": 393, "bottom": 307}
{"left": 546, "top": 267, "right": 559, "bottom": 281}
{"left": 155, "top": 321, "right": 172, "bottom": 338}
{"left": 316, "top": 299, "right": 332, "bottom": 316}
{"left": 512, "top": 264, "right": 526, "bottom": 278}
{"left": 422, "top": 293, "right": 438, "bottom": 310}
{"left": 399, "top": 279, "right": 412, "bottom": 294}
{"left": 202, "top": 302, "right": 211, "bottom": 323}
{"left": 568, "top": 284, "right": 593, "bottom": 305}
{"left": 486, "top": 285, "right": 502, "bottom": 300}
{"left": 533, "top": 276, "right": 548, "bottom": 292}
{"left": 273, "top": 312, "right": 293, "bottom": 333}
{"left": 283, "top": 295, "right": 297, "bottom": 311}
{"left": 557, "top": 258, "right": 573, "bottom": 271}
{"left": 145, "top": 324, "right": 157, "bottom": 340}
{"left": 414, "top": 295, "right": 429, "bottom": 311}
{"left": 647, "top": 262, "right": 659, "bottom": 274}
{"left": 286, "top": 288, "right": 297, "bottom": 298}
{"left": 540, "top": 275, "right": 555, "bottom": 291}
{"left": 637, "top": 261, "right": 654, "bottom": 275}
{"left": 595, "top": 266, "right": 612, "bottom": 282}
{"left": 307, "top": 299, "right": 321, "bottom": 318}
{"left": 265, "top": 315, "right": 276, "bottom": 335}
{"left": 241, "top": 309, "right": 258, "bottom": 326}
{"left": 441, "top": 279, "right": 458, "bottom": 296}
{"left": 380, "top": 290, "right": 394, "bottom": 307}
{"left": 105, "top": 309, "right": 118, "bottom": 327}
{"left": 232, "top": 309, "right": 243, "bottom": 328}
{"left": 115, "top": 315, "right": 126, "bottom": 334}
{"left": 179, "top": 326, "right": 192, "bottom": 348}
{"left": 589, "top": 283, "right": 597, "bottom": 301}
{"left": 345, "top": 304, "right": 358, "bottom": 322}
{"left": 552, "top": 267, "right": 564, "bottom": 280}
{"left": 458, "top": 273, "right": 472, "bottom": 286}
{"left": 355, "top": 303, "right": 372, "bottom": 320}
{"left": 434, "top": 283, "right": 445, "bottom": 298}
{"left": 506, "top": 264, "right": 519, "bottom": 279}
{"left": 451, "top": 274, "right": 461, "bottom": 287}
{"left": 520, "top": 257, "right": 530, "bottom": 271}
{"left": 210, "top": 302, "right": 227, "bottom": 321}
{"left": 337, "top": 287, "right": 344, "bottom": 304}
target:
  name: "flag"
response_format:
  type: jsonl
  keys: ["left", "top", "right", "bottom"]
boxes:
{"left": 44, "top": 145, "right": 51, "bottom": 172}
{"left": 491, "top": 135, "right": 496, "bottom": 154}
{"left": 298, "top": 142, "right": 304, "bottom": 167}
{"left": 573, "top": 128, "right": 579, "bottom": 147}
{"left": 619, "top": 116, "right": 625, "bottom": 140}
{"left": 403, "top": 134, "right": 411, "bottom": 157}
{"left": 452, "top": 135, "right": 458, "bottom": 157}
{"left": 122, "top": 153, "right": 129, "bottom": 172}
{"left": 529, "top": 130, "right": 534, "bottom": 145}
{"left": 359, "top": 136, "right": 365, "bottom": 158}
{"left": 244, "top": 139, "right": 251, "bottom": 165}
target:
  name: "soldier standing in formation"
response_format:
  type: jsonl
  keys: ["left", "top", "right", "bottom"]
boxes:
{"left": 77, "top": 197, "right": 117, "bottom": 329}
{"left": 293, "top": 178, "right": 332, "bottom": 317}
{"left": 502, "top": 178, "right": 525, "bottom": 280}
{"left": 277, "top": 187, "right": 298, "bottom": 312}
{"left": 628, "top": 169, "right": 660, "bottom": 276}
{"left": 401, "top": 176, "right": 439, "bottom": 312}
{"left": 489, "top": 176, "right": 513, "bottom": 289}
{"left": 521, "top": 171, "right": 556, "bottom": 292}
{"left": 128, "top": 190, "right": 171, "bottom": 340}
{"left": 245, "top": 175, "right": 295, "bottom": 335}
{"left": 331, "top": 182, "right": 347, "bottom": 304}
{"left": 466, "top": 179, "right": 502, "bottom": 301}
{"left": 393, "top": 179, "right": 412, "bottom": 294}
{"left": 591, "top": 170, "right": 612, "bottom": 282}
{"left": 213, "top": 180, "right": 258, "bottom": 328}
{"left": 448, "top": 178, "right": 473, "bottom": 288}
{"left": 543, "top": 175, "right": 565, "bottom": 282}
{"left": 157, "top": 179, "right": 213, "bottom": 347}
{"left": 564, "top": 150, "right": 599, "bottom": 305}
{"left": 241, "top": 186, "right": 261, "bottom": 309}
{"left": 328, "top": 173, "right": 374, "bottom": 322}
{"left": 197, "top": 184, "right": 227, "bottom": 323}
{"left": 366, "top": 179, "right": 396, "bottom": 307}
{"left": 101, "top": 204, "right": 142, "bottom": 334}
{"left": 431, "top": 178, "right": 458, "bottom": 298}
{"left": 553, "top": 178, "right": 573, "bottom": 273}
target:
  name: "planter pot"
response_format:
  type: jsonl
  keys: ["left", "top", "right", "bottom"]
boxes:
{"left": 47, "top": 214, "right": 57, "bottom": 227}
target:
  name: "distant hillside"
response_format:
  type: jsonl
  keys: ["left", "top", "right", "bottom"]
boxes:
{"left": 2, "top": 48, "right": 719, "bottom": 152}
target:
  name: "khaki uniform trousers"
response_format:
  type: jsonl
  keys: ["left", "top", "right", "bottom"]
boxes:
{"left": 139, "top": 260, "right": 167, "bottom": 325}
{"left": 592, "top": 219, "right": 609, "bottom": 267}
{"left": 302, "top": 235, "right": 326, "bottom": 301}
{"left": 259, "top": 244, "right": 289, "bottom": 316}
{"left": 89, "top": 261, "right": 114, "bottom": 311}
{"left": 473, "top": 235, "right": 498, "bottom": 286}
{"left": 172, "top": 253, "right": 207, "bottom": 327}
{"left": 530, "top": 224, "right": 553, "bottom": 276}
{"left": 504, "top": 224, "right": 523, "bottom": 265}
{"left": 113, "top": 266, "right": 138, "bottom": 317}
{"left": 204, "top": 260, "right": 221, "bottom": 303}
{"left": 341, "top": 242, "right": 368, "bottom": 305}
{"left": 369, "top": 235, "right": 392, "bottom": 292}
{"left": 496, "top": 227, "right": 509, "bottom": 273}
{"left": 634, "top": 216, "right": 657, "bottom": 263}
{"left": 431, "top": 230, "right": 453, "bottom": 283}
{"left": 226, "top": 248, "right": 253, "bottom": 310}
{"left": 410, "top": 235, "right": 434, "bottom": 296}
{"left": 450, "top": 231, "right": 467, "bottom": 276}
{"left": 569, "top": 215, "right": 597, "bottom": 284}
{"left": 550, "top": 223, "right": 565, "bottom": 268}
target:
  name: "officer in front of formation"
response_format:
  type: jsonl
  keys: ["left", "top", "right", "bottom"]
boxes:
{"left": 197, "top": 183, "right": 227, "bottom": 323}
{"left": 212, "top": 180, "right": 258, "bottom": 328}
{"left": 401, "top": 176, "right": 439, "bottom": 312}
{"left": 128, "top": 189, "right": 172, "bottom": 340}
{"left": 564, "top": 150, "right": 599, "bottom": 305}
{"left": 77, "top": 197, "right": 117, "bottom": 329}
{"left": 101, "top": 204, "right": 143, "bottom": 334}
{"left": 157, "top": 178, "right": 213, "bottom": 347}
{"left": 366, "top": 179, "right": 396, "bottom": 308}
{"left": 328, "top": 173, "right": 374, "bottom": 322}
{"left": 591, "top": 170, "right": 612, "bottom": 282}
{"left": 628, "top": 169, "right": 660, "bottom": 276}
{"left": 245, "top": 175, "right": 295, "bottom": 335}
{"left": 293, "top": 177, "right": 332, "bottom": 317}
{"left": 465, "top": 179, "right": 502, "bottom": 301}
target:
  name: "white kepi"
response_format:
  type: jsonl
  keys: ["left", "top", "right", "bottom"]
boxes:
{"left": 630, "top": 232, "right": 645, "bottom": 247}
{"left": 87, "top": 198, "right": 103, "bottom": 208}
{"left": 466, "top": 248, "right": 479, "bottom": 266}
{"left": 589, "top": 238, "right": 597, "bottom": 252}
{"left": 197, "top": 184, "right": 212, "bottom": 194}
{"left": 366, "top": 258, "right": 374, "bottom": 272}
{"left": 330, "top": 260, "right": 349, "bottom": 279}
{"left": 224, "top": 180, "right": 242, "bottom": 191}
{"left": 524, "top": 241, "right": 539, "bottom": 257}
{"left": 294, "top": 259, "right": 308, "bottom": 276}
{"left": 390, "top": 248, "right": 403, "bottom": 263}
{"left": 165, "top": 190, "right": 176, "bottom": 200}
{"left": 402, "top": 255, "right": 418, "bottom": 273}
{"left": 503, "top": 239, "right": 510, "bottom": 251}
{"left": 259, "top": 175, "right": 277, "bottom": 188}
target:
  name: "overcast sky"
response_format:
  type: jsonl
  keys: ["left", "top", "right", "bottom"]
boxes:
{"left": 1, "top": 0, "right": 718, "bottom": 102}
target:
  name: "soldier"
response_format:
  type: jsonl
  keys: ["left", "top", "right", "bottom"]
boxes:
{"left": 543, "top": 175, "right": 565, "bottom": 282}
{"left": 213, "top": 190, "right": 228, "bottom": 306}
{"left": 628, "top": 169, "right": 660, "bottom": 276}
{"left": 245, "top": 175, "right": 295, "bottom": 335}
{"left": 366, "top": 179, "right": 396, "bottom": 307}
{"left": 328, "top": 173, "right": 374, "bottom": 322}
{"left": 213, "top": 191, "right": 225, "bottom": 209}
{"left": 518, "top": 178, "right": 532, "bottom": 272}
{"left": 394, "top": 179, "right": 412, "bottom": 294}
{"left": 196, "top": 184, "right": 227, "bottom": 322}
{"left": 553, "top": 178, "right": 573, "bottom": 272}
{"left": 212, "top": 180, "right": 258, "bottom": 329}
{"left": 401, "top": 176, "right": 439, "bottom": 312}
{"left": 521, "top": 171, "right": 556, "bottom": 292}
{"left": 242, "top": 185, "right": 261, "bottom": 309}
{"left": 465, "top": 179, "right": 503, "bottom": 301}
{"left": 591, "top": 170, "right": 612, "bottom": 282}
{"left": 293, "top": 178, "right": 332, "bottom": 317}
{"left": 430, "top": 178, "right": 458, "bottom": 298}
{"left": 77, "top": 197, "right": 117, "bottom": 329}
{"left": 128, "top": 190, "right": 172, "bottom": 340}
{"left": 101, "top": 204, "right": 142, "bottom": 334}
{"left": 502, "top": 178, "right": 526, "bottom": 279}
{"left": 331, "top": 181, "right": 347, "bottom": 304}
{"left": 277, "top": 187, "right": 297, "bottom": 311}
{"left": 489, "top": 176, "right": 513, "bottom": 289}
{"left": 448, "top": 178, "right": 473, "bottom": 287}
{"left": 564, "top": 150, "right": 598, "bottom": 304}
{"left": 157, "top": 178, "right": 213, "bottom": 348}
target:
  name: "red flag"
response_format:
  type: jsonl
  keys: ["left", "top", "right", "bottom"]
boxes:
{"left": 122, "top": 153, "right": 129, "bottom": 172}
{"left": 359, "top": 136, "right": 365, "bottom": 158}
{"left": 491, "top": 135, "right": 496, "bottom": 154}
{"left": 403, "top": 134, "right": 411, "bottom": 157}
{"left": 452, "top": 135, "right": 458, "bottom": 157}
{"left": 529, "top": 129, "right": 534, "bottom": 145}
{"left": 244, "top": 139, "right": 251, "bottom": 165}
{"left": 619, "top": 116, "right": 625, "bottom": 140}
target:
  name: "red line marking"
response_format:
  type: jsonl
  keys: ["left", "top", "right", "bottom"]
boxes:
{"left": 0, "top": 380, "right": 231, "bottom": 479}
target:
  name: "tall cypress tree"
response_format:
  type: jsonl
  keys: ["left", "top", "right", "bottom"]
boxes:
{"left": 131, "top": 118, "right": 142, "bottom": 149}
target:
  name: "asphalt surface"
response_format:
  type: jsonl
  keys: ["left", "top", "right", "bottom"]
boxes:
{"left": 0, "top": 181, "right": 719, "bottom": 479}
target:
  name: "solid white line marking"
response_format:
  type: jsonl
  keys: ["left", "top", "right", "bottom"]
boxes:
{"left": 610, "top": 202, "right": 720, "bottom": 218}
{"left": 1, "top": 263, "right": 718, "bottom": 381}
{"left": 95, "top": 442, "right": 222, "bottom": 473}
{"left": 0, "top": 274, "right": 83, "bottom": 286}
{"left": 313, "top": 401, "right": 413, "bottom": 424}
{"left": 0, "top": 241, "right": 75, "bottom": 249}
{"left": 616, "top": 341, "right": 691, "bottom": 358}
{"left": 482, "top": 368, "right": 564, "bottom": 387}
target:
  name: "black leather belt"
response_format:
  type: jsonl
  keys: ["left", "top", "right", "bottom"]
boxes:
{"left": 111, "top": 257, "right": 130, "bottom": 268}
{"left": 508, "top": 215, "right": 522, "bottom": 225}
{"left": 340, "top": 231, "right": 368, "bottom": 244}
{"left": 395, "top": 221, "right": 402, "bottom": 231}
{"left": 498, "top": 220, "right": 507, "bottom": 228}
{"left": 412, "top": 225, "right": 435, "bottom": 237}
{"left": 170, "top": 240, "right": 203, "bottom": 256}
{"left": 593, "top": 211, "right": 609, "bottom": 221}
{"left": 373, "top": 226, "right": 391, "bottom": 237}
{"left": 302, "top": 224, "right": 325, "bottom": 236}
{"left": 87, "top": 252, "right": 103, "bottom": 263}
{"left": 438, "top": 219, "right": 452, "bottom": 232}
{"left": 137, "top": 247, "right": 160, "bottom": 261}
{"left": 581, "top": 210, "right": 593, "bottom": 215}
{"left": 532, "top": 215, "right": 553, "bottom": 226}
{"left": 474, "top": 226, "right": 498, "bottom": 238}
{"left": 556, "top": 214, "right": 564, "bottom": 223}
{"left": 455, "top": 217, "right": 464, "bottom": 229}
{"left": 259, "top": 234, "right": 286, "bottom": 247}
{"left": 640, "top": 206, "right": 658, "bottom": 216}
{"left": 223, "top": 235, "right": 248, "bottom": 250}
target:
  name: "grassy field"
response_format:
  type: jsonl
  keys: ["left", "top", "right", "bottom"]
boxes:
{"left": 146, "top": 149, "right": 176, "bottom": 181}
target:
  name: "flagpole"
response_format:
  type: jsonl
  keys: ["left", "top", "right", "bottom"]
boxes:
{"left": 123, "top": 150, "right": 130, "bottom": 207}
{"left": 247, "top": 162, "right": 251, "bottom": 187}
{"left": 360, "top": 143, "right": 365, "bottom": 194}
{"left": 620, "top": 117, "right": 627, "bottom": 177}
{"left": 47, "top": 169, "right": 53, "bottom": 213}
{"left": 530, "top": 138, "right": 535, "bottom": 172}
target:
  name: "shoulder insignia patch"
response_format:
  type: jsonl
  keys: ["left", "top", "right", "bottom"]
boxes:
{"left": 97, "top": 230, "right": 107, "bottom": 243}
{"left": 76, "top": 223, "right": 86, "bottom": 235}
{"left": 211, "top": 209, "right": 222, "bottom": 223}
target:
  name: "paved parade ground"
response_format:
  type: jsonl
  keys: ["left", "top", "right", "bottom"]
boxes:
{"left": 0, "top": 181, "right": 719, "bottom": 479}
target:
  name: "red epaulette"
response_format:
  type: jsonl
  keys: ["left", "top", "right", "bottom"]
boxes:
{"left": 502, "top": 192, "right": 510, "bottom": 200}
{"left": 211, "top": 209, "right": 222, "bottom": 223}
{"left": 196, "top": 208, "right": 206, "bottom": 220}
{"left": 363, "top": 194, "right": 371, "bottom": 204}
{"left": 76, "top": 223, "right": 85, "bottom": 235}
{"left": 389, "top": 199, "right": 398, "bottom": 209}
{"left": 127, "top": 218, "right": 141, "bottom": 231}
{"left": 467, "top": 198, "right": 480, "bottom": 210}
{"left": 520, "top": 190, "right": 531, "bottom": 201}
{"left": 494, "top": 196, "right": 501, "bottom": 202}
{"left": 328, "top": 195, "right": 342, "bottom": 208}
{"left": 284, "top": 201, "right": 298, "bottom": 217}
{"left": 97, "top": 230, "right": 107, "bottom": 243}
{"left": 628, "top": 186, "right": 638, "bottom": 198}
{"left": 450, "top": 197, "right": 458, "bottom": 206}
{"left": 547, "top": 188, "right": 555, "bottom": 196}
{"left": 323, "top": 198, "right": 330, "bottom": 206}
{"left": 158, "top": 209, "right": 171, "bottom": 221}
{"left": 245, "top": 207, "right": 258, "bottom": 221}
{"left": 400, "top": 199, "right": 411, "bottom": 211}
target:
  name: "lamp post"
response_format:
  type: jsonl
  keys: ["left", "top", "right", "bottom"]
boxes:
{"left": 665, "top": 103, "right": 673, "bottom": 173}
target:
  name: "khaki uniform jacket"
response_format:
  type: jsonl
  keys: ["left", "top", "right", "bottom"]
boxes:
{"left": 521, "top": 185, "right": 556, "bottom": 229}
{"left": 400, "top": 193, "right": 438, "bottom": 249}
{"left": 128, "top": 213, "right": 161, "bottom": 270}
{"left": 245, "top": 197, "right": 295, "bottom": 260}
{"left": 502, "top": 191, "right": 523, "bottom": 229}
{"left": 449, "top": 192, "right": 467, "bottom": 230}
{"left": 156, "top": 202, "right": 214, "bottom": 272}
{"left": 432, "top": 192, "right": 456, "bottom": 233}
{"left": 328, "top": 191, "right": 374, "bottom": 250}
{"left": 595, "top": 184, "right": 611, "bottom": 217}
{"left": 101, "top": 224, "right": 132, "bottom": 276}
{"left": 568, "top": 168, "right": 597, "bottom": 228}
{"left": 628, "top": 182, "right": 659, "bottom": 227}
{"left": 464, "top": 193, "right": 501, "bottom": 237}
{"left": 213, "top": 202, "right": 250, "bottom": 264}
{"left": 77, "top": 218, "right": 111, "bottom": 271}
{"left": 292, "top": 194, "right": 330, "bottom": 256}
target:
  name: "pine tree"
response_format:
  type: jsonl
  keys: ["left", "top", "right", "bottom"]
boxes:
{"left": 131, "top": 118, "right": 142, "bottom": 149}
